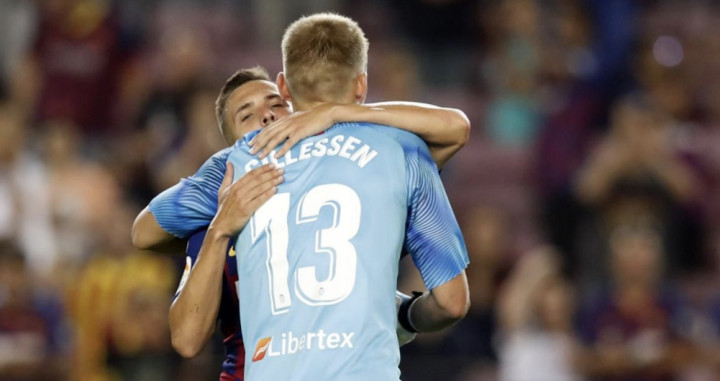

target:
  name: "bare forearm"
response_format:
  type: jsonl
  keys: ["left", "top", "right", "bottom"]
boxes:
{"left": 332, "top": 102, "right": 470, "bottom": 167}
{"left": 131, "top": 207, "right": 186, "bottom": 253}
{"left": 409, "top": 293, "right": 462, "bottom": 332}
{"left": 407, "top": 273, "right": 470, "bottom": 332}
{"left": 169, "top": 228, "right": 228, "bottom": 358}
{"left": 358, "top": 102, "right": 469, "bottom": 146}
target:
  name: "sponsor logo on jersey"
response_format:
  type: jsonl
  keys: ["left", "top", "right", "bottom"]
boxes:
{"left": 252, "top": 329, "right": 355, "bottom": 362}
{"left": 252, "top": 337, "right": 273, "bottom": 362}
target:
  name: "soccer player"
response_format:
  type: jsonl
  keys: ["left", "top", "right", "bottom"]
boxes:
{"left": 217, "top": 13, "right": 469, "bottom": 379}
{"left": 132, "top": 65, "right": 470, "bottom": 379}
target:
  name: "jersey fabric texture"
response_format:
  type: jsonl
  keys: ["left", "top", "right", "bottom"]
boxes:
{"left": 227, "top": 122, "right": 468, "bottom": 381}
{"left": 175, "top": 230, "right": 244, "bottom": 380}
{"left": 149, "top": 148, "right": 230, "bottom": 239}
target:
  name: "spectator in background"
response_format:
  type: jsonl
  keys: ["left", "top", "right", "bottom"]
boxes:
{"left": 456, "top": 206, "right": 512, "bottom": 362}
{"left": 689, "top": 245, "right": 720, "bottom": 379}
{"left": 152, "top": 84, "right": 226, "bottom": 190}
{"left": 497, "top": 246, "right": 582, "bottom": 381}
{"left": 132, "top": 30, "right": 211, "bottom": 194}
{"left": 630, "top": 13, "right": 720, "bottom": 268}
{"left": 574, "top": 93, "right": 702, "bottom": 282}
{"left": 534, "top": 0, "right": 639, "bottom": 278}
{"left": 0, "top": 0, "right": 36, "bottom": 108}
{"left": 481, "top": 0, "right": 543, "bottom": 148}
{"left": 368, "top": 42, "right": 420, "bottom": 102}
{"left": 30, "top": 0, "right": 139, "bottom": 138}
{"left": 44, "top": 122, "right": 119, "bottom": 269}
{"left": 0, "top": 240, "right": 67, "bottom": 381}
{"left": 0, "top": 102, "right": 56, "bottom": 279}
{"left": 576, "top": 224, "right": 692, "bottom": 381}
{"left": 388, "top": 0, "right": 478, "bottom": 87}
{"left": 136, "top": 30, "right": 208, "bottom": 157}
{"left": 69, "top": 200, "right": 178, "bottom": 381}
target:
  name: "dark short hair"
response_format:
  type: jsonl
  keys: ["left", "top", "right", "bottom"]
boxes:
{"left": 215, "top": 66, "right": 271, "bottom": 140}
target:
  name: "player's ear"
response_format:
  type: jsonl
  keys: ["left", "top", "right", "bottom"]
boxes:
{"left": 354, "top": 72, "right": 367, "bottom": 104}
{"left": 277, "top": 72, "right": 292, "bottom": 102}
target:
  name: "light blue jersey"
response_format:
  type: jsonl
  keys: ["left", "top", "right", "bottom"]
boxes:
{"left": 228, "top": 122, "right": 468, "bottom": 381}
{"left": 149, "top": 147, "right": 229, "bottom": 238}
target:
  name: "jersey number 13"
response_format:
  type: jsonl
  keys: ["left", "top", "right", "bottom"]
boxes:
{"left": 249, "top": 183, "right": 361, "bottom": 315}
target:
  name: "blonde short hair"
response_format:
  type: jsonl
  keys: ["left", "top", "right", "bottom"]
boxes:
{"left": 282, "top": 13, "right": 369, "bottom": 104}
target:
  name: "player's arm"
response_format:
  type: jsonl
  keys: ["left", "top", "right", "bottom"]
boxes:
{"left": 131, "top": 149, "right": 229, "bottom": 252}
{"left": 169, "top": 163, "right": 283, "bottom": 358}
{"left": 398, "top": 139, "right": 470, "bottom": 333}
{"left": 131, "top": 207, "right": 186, "bottom": 252}
{"left": 249, "top": 102, "right": 470, "bottom": 168}
{"left": 353, "top": 102, "right": 470, "bottom": 167}
{"left": 400, "top": 273, "right": 469, "bottom": 332}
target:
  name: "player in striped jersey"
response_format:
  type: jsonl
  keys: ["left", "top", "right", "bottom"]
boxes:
{"left": 132, "top": 66, "right": 469, "bottom": 379}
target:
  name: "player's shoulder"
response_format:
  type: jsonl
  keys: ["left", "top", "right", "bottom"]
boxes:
{"left": 208, "top": 146, "right": 234, "bottom": 163}
{"left": 333, "top": 122, "right": 428, "bottom": 153}
{"left": 226, "top": 133, "right": 257, "bottom": 162}
{"left": 189, "top": 147, "right": 232, "bottom": 184}
{"left": 196, "top": 147, "right": 233, "bottom": 174}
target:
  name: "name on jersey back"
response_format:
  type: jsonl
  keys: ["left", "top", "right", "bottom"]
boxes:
{"left": 244, "top": 134, "right": 378, "bottom": 173}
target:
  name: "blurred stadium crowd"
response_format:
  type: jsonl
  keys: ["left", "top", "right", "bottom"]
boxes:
{"left": 1, "top": 0, "right": 720, "bottom": 380}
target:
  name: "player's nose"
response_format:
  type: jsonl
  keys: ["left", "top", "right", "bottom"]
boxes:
{"left": 261, "top": 111, "right": 276, "bottom": 127}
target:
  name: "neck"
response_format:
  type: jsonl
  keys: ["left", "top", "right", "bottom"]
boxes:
{"left": 293, "top": 100, "right": 325, "bottom": 112}
{"left": 292, "top": 94, "right": 358, "bottom": 112}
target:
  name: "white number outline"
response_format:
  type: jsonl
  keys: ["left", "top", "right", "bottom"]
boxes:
{"left": 250, "top": 194, "right": 292, "bottom": 315}
{"left": 249, "top": 184, "right": 360, "bottom": 314}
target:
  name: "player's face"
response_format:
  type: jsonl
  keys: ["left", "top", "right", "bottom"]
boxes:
{"left": 226, "top": 80, "right": 292, "bottom": 141}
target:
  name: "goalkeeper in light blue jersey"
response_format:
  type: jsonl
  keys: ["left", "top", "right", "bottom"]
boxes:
{"left": 227, "top": 121, "right": 468, "bottom": 380}
{"left": 216, "top": 14, "right": 468, "bottom": 381}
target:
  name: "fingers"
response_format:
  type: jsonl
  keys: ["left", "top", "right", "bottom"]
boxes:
{"left": 229, "top": 164, "right": 282, "bottom": 197}
{"left": 257, "top": 125, "right": 293, "bottom": 159}
{"left": 243, "top": 181, "right": 281, "bottom": 212}
{"left": 250, "top": 120, "right": 290, "bottom": 156}
{"left": 236, "top": 167, "right": 284, "bottom": 202}
{"left": 248, "top": 129, "right": 269, "bottom": 154}
{"left": 275, "top": 135, "right": 299, "bottom": 158}
{"left": 260, "top": 123, "right": 316, "bottom": 159}
{"left": 212, "top": 164, "right": 284, "bottom": 236}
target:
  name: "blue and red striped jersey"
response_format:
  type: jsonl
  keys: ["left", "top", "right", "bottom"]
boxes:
{"left": 175, "top": 230, "right": 245, "bottom": 381}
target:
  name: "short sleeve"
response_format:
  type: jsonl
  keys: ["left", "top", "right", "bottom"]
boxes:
{"left": 148, "top": 148, "right": 230, "bottom": 238}
{"left": 404, "top": 141, "right": 469, "bottom": 290}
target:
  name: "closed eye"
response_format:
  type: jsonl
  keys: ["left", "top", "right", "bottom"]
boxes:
{"left": 271, "top": 104, "right": 285, "bottom": 109}
{"left": 241, "top": 114, "right": 253, "bottom": 122}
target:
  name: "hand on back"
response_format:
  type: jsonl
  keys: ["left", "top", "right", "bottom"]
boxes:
{"left": 209, "top": 163, "right": 284, "bottom": 237}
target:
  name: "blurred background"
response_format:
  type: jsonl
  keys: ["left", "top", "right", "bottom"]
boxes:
{"left": 1, "top": 0, "right": 720, "bottom": 380}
